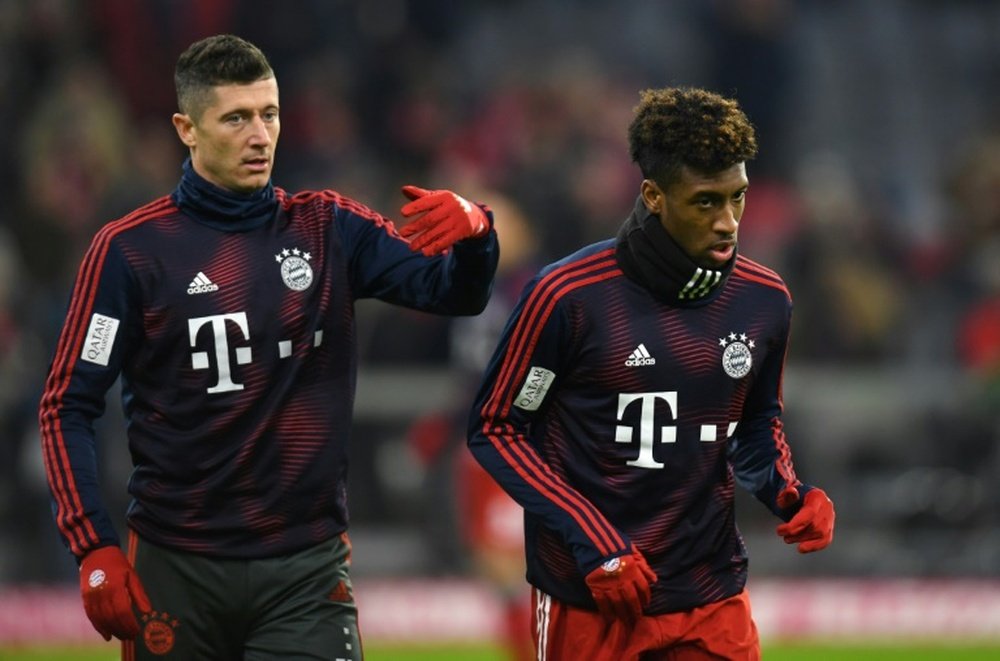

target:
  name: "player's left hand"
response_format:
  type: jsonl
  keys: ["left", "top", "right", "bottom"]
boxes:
{"left": 776, "top": 488, "right": 835, "bottom": 553}
{"left": 398, "top": 185, "right": 489, "bottom": 256}
{"left": 79, "top": 546, "right": 152, "bottom": 641}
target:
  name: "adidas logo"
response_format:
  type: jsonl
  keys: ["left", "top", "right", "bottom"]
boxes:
{"left": 624, "top": 343, "right": 656, "bottom": 367}
{"left": 187, "top": 271, "right": 219, "bottom": 295}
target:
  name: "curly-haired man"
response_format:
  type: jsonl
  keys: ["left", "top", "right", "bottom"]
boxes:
{"left": 468, "top": 86, "right": 834, "bottom": 660}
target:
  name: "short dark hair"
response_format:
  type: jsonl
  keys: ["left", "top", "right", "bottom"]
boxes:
{"left": 627, "top": 87, "right": 758, "bottom": 189}
{"left": 175, "top": 34, "right": 274, "bottom": 119}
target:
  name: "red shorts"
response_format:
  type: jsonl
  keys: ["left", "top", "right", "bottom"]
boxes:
{"left": 532, "top": 588, "right": 760, "bottom": 661}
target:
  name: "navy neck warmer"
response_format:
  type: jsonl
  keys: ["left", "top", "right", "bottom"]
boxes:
{"left": 615, "top": 196, "right": 735, "bottom": 307}
{"left": 171, "top": 158, "right": 279, "bottom": 231}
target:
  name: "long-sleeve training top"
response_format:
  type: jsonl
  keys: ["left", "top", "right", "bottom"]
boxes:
{"left": 40, "top": 161, "right": 499, "bottom": 560}
{"left": 468, "top": 198, "right": 811, "bottom": 614}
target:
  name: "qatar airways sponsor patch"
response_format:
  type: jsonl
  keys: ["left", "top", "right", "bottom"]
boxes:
{"left": 80, "top": 313, "right": 120, "bottom": 366}
{"left": 514, "top": 366, "right": 555, "bottom": 411}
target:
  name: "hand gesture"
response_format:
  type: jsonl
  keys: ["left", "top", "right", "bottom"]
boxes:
{"left": 398, "top": 185, "right": 489, "bottom": 256}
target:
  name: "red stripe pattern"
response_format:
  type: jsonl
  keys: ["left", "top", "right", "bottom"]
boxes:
{"left": 733, "top": 255, "right": 791, "bottom": 299}
{"left": 735, "top": 255, "right": 799, "bottom": 490}
{"left": 38, "top": 198, "right": 175, "bottom": 556}
{"left": 476, "top": 249, "right": 627, "bottom": 557}
{"left": 283, "top": 188, "right": 403, "bottom": 237}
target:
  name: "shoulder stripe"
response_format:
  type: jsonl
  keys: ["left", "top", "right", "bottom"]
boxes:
{"left": 485, "top": 249, "right": 619, "bottom": 421}
{"left": 478, "top": 248, "right": 627, "bottom": 556}
{"left": 39, "top": 197, "right": 174, "bottom": 555}
{"left": 284, "top": 189, "right": 401, "bottom": 237}
{"left": 736, "top": 255, "right": 781, "bottom": 280}
{"left": 285, "top": 189, "right": 392, "bottom": 222}
{"left": 733, "top": 262, "right": 790, "bottom": 298}
{"left": 48, "top": 198, "right": 174, "bottom": 383}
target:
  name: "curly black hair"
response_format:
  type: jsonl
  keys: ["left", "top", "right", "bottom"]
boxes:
{"left": 628, "top": 87, "right": 758, "bottom": 189}
{"left": 175, "top": 34, "right": 274, "bottom": 119}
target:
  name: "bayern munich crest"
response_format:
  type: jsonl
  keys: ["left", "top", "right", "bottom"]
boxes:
{"left": 275, "top": 247, "right": 313, "bottom": 291}
{"left": 718, "top": 331, "right": 755, "bottom": 379}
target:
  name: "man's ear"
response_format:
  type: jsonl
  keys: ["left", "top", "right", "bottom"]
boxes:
{"left": 172, "top": 113, "right": 197, "bottom": 148}
{"left": 640, "top": 179, "right": 663, "bottom": 215}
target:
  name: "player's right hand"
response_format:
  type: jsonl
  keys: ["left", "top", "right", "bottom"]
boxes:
{"left": 584, "top": 544, "right": 658, "bottom": 623}
{"left": 776, "top": 488, "right": 836, "bottom": 553}
{"left": 79, "top": 546, "right": 152, "bottom": 641}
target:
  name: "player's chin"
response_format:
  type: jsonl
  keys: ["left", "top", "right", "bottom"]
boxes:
{"left": 234, "top": 172, "right": 272, "bottom": 193}
{"left": 697, "top": 254, "right": 731, "bottom": 270}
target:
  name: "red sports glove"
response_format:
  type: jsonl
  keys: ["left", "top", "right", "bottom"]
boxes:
{"left": 398, "top": 185, "right": 489, "bottom": 256}
{"left": 79, "top": 546, "right": 152, "bottom": 641}
{"left": 776, "top": 487, "right": 836, "bottom": 553}
{"left": 584, "top": 545, "right": 658, "bottom": 623}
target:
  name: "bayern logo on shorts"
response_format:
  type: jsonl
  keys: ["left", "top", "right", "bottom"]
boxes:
{"left": 275, "top": 247, "right": 314, "bottom": 291}
{"left": 142, "top": 611, "right": 179, "bottom": 655}
{"left": 718, "top": 331, "right": 755, "bottom": 379}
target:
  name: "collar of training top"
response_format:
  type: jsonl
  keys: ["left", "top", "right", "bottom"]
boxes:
{"left": 614, "top": 195, "right": 735, "bottom": 307}
{"left": 172, "top": 158, "right": 279, "bottom": 231}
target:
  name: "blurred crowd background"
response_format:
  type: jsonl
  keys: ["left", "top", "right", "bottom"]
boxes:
{"left": 1, "top": 0, "right": 999, "bottom": 588}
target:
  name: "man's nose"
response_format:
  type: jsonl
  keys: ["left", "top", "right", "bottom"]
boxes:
{"left": 248, "top": 115, "right": 272, "bottom": 145}
{"left": 716, "top": 205, "right": 739, "bottom": 233}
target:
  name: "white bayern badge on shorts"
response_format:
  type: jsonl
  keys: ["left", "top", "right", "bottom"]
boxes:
{"left": 514, "top": 366, "right": 556, "bottom": 411}
{"left": 80, "top": 313, "right": 120, "bottom": 366}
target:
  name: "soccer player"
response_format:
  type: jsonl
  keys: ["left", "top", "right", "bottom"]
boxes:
{"left": 467, "top": 87, "right": 835, "bottom": 660}
{"left": 38, "top": 34, "right": 498, "bottom": 659}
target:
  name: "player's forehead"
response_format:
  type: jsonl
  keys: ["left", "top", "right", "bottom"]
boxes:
{"left": 674, "top": 162, "right": 748, "bottom": 194}
{"left": 204, "top": 77, "right": 279, "bottom": 115}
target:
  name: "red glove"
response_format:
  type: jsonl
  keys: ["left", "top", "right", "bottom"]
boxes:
{"left": 79, "top": 546, "right": 152, "bottom": 641}
{"left": 776, "top": 488, "right": 836, "bottom": 553}
{"left": 584, "top": 545, "right": 658, "bottom": 623}
{"left": 398, "top": 185, "right": 489, "bottom": 256}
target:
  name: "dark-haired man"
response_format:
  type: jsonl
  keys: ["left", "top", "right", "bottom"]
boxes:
{"left": 468, "top": 86, "right": 834, "bottom": 660}
{"left": 39, "top": 34, "right": 498, "bottom": 659}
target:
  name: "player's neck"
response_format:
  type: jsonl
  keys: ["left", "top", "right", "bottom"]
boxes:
{"left": 615, "top": 196, "right": 734, "bottom": 306}
{"left": 173, "top": 158, "right": 278, "bottom": 231}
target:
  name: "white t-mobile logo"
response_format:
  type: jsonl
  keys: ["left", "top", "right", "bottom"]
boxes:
{"left": 189, "top": 313, "right": 252, "bottom": 393}
{"left": 614, "top": 391, "right": 677, "bottom": 469}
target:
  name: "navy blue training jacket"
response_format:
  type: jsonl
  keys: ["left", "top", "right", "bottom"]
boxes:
{"left": 40, "top": 163, "right": 498, "bottom": 560}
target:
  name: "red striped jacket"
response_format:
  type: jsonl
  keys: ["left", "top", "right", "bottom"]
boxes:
{"left": 40, "top": 169, "right": 498, "bottom": 560}
{"left": 467, "top": 240, "right": 809, "bottom": 614}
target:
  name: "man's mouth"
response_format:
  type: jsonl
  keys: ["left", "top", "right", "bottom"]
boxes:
{"left": 243, "top": 157, "right": 270, "bottom": 172}
{"left": 708, "top": 242, "right": 735, "bottom": 262}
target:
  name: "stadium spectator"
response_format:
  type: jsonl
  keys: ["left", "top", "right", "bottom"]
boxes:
{"left": 467, "top": 87, "right": 835, "bottom": 659}
{"left": 37, "top": 34, "right": 498, "bottom": 659}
